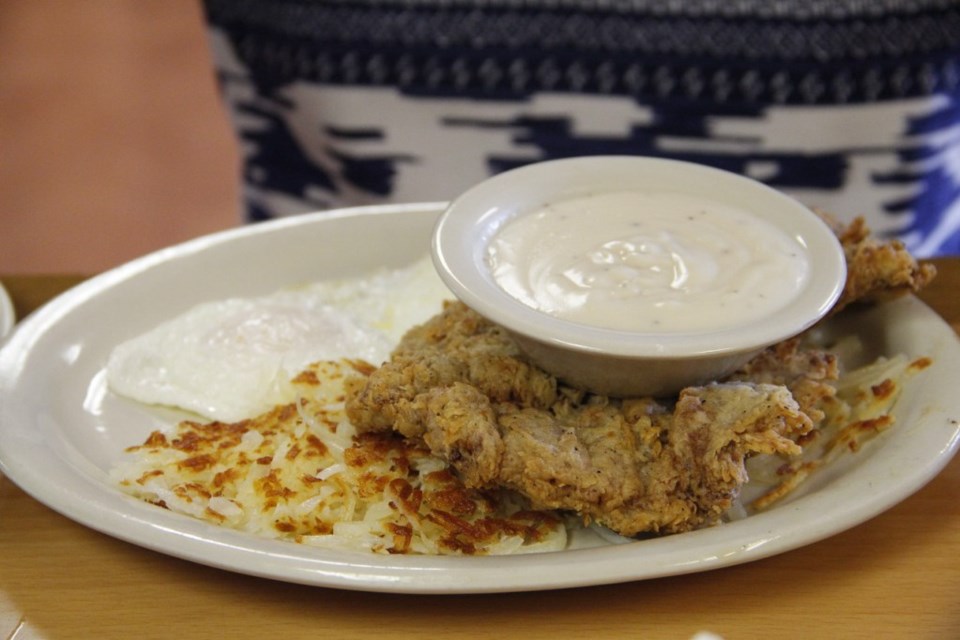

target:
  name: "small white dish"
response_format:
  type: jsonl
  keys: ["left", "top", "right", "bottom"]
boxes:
{"left": 0, "top": 280, "right": 14, "bottom": 340}
{"left": 0, "top": 203, "right": 956, "bottom": 594}
{"left": 432, "top": 156, "right": 847, "bottom": 396}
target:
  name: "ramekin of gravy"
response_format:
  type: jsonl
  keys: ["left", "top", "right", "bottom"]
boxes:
{"left": 433, "top": 156, "right": 845, "bottom": 397}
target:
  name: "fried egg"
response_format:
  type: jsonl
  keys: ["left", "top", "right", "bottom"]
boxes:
{"left": 106, "top": 256, "right": 451, "bottom": 422}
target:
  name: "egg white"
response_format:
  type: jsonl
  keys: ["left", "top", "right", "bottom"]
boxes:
{"left": 106, "top": 256, "right": 451, "bottom": 422}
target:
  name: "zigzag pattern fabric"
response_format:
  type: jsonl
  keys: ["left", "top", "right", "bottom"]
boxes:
{"left": 204, "top": 0, "right": 960, "bottom": 256}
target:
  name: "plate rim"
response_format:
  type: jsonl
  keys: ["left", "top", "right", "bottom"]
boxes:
{"left": 1, "top": 202, "right": 958, "bottom": 594}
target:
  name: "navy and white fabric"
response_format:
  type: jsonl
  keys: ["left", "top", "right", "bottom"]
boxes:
{"left": 203, "top": 0, "right": 960, "bottom": 256}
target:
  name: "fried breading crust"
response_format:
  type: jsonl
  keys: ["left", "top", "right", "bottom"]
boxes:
{"left": 727, "top": 337, "right": 838, "bottom": 427}
{"left": 344, "top": 301, "right": 560, "bottom": 438}
{"left": 423, "top": 380, "right": 810, "bottom": 535}
{"left": 346, "top": 302, "right": 813, "bottom": 536}
{"left": 817, "top": 211, "right": 937, "bottom": 314}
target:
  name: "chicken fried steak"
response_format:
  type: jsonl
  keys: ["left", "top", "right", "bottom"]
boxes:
{"left": 345, "top": 302, "right": 813, "bottom": 536}
{"left": 818, "top": 213, "right": 936, "bottom": 314}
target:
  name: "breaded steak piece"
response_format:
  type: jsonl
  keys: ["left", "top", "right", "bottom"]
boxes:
{"left": 346, "top": 302, "right": 813, "bottom": 536}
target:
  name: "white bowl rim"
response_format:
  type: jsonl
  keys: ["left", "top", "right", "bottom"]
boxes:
{"left": 432, "top": 155, "right": 847, "bottom": 358}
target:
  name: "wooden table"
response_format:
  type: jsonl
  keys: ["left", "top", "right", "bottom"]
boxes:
{"left": 1, "top": 261, "right": 958, "bottom": 640}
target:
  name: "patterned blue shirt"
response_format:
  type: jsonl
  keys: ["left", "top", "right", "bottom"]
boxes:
{"left": 204, "top": 0, "right": 960, "bottom": 256}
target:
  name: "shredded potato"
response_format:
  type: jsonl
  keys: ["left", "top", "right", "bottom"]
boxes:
{"left": 112, "top": 360, "right": 567, "bottom": 555}
{"left": 744, "top": 353, "right": 930, "bottom": 512}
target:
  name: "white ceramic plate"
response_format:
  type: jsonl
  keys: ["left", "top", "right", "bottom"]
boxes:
{"left": 0, "top": 280, "right": 14, "bottom": 340}
{"left": 0, "top": 203, "right": 958, "bottom": 594}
